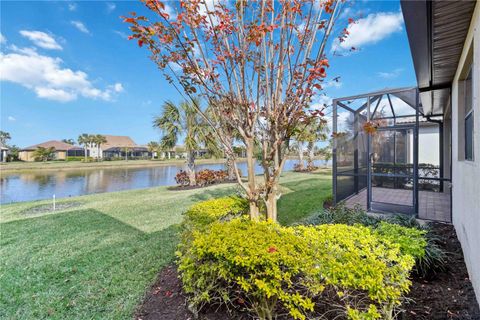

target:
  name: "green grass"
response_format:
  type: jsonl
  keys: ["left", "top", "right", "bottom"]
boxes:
{"left": 0, "top": 171, "right": 331, "bottom": 319}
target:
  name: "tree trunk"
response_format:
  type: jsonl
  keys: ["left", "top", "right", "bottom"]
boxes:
{"left": 307, "top": 141, "right": 314, "bottom": 167}
{"left": 186, "top": 150, "right": 196, "bottom": 186}
{"left": 297, "top": 142, "right": 304, "bottom": 170}
{"left": 226, "top": 154, "right": 235, "bottom": 180}
{"left": 246, "top": 139, "right": 260, "bottom": 220}
{"left": 265, "top": 189, "right": 277, "bottom": 221}
{"left": 84, "top": 147, "right": 87, "bottom": 162}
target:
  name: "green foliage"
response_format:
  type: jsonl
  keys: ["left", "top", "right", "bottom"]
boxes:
{"left": 33, "top": 147, "right": 56, "bottom": 162}
{"left": 66, "top": 156, "right": 84, "bottom": 161}
{"left": 178, "top": 204, "right": 417, "bottom": 320}
{"left": 373, "top": 221, "right": 427, "bottom": 260}
{"left": 183, "top": 196, "right": 248, "bottom": 231}
{"left": 305, "top": 204, "right": 380, "bottom": 227}
{"left": 309, "top": 206, "right": 446, "bottom": 278}
{"left": 384, "top": 215, "right": 447, "bottom": 277}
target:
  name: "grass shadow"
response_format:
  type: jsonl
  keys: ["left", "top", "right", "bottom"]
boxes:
{"left": 0, "top": 209, "right": 180, "bottom": 320}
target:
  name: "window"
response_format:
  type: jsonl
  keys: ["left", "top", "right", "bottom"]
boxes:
{"left": 464, "top": 67, "right": 474, "bottom": 161}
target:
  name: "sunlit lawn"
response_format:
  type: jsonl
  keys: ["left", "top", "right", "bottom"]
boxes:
{"left": 0, "top": 170, "right": 331, "bottom": 319}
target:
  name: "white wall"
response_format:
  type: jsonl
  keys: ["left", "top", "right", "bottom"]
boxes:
{"left": 409, "top": 125, "right": 440, "bottom": 165}
{"left": 451, "top": 3, "right": 480, "bottom": 304}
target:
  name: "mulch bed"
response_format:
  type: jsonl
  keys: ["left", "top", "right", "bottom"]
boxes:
{"left": 135, "top": 223, "right": 480, "bottom": 320}
{"left": 403, "top": 223, "right": 480, "bottom": 320}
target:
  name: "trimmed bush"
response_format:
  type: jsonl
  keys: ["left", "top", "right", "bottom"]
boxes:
{"left": 178, "top": 218, "right": 418, "bottom": 320}
{"left": 373, "top": 221, "right": 427, "bottom": 260}
{"left": 308, "top": 206, "right": 447, "bottom": 278}
{"left": 183, "top": 196, "right": 248, "bottom": 231}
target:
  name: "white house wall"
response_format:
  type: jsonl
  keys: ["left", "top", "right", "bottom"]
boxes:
{"left": 451, "top": 3, "right": 480, "bottom": 304}
{"left": 409, "top": 126, "right": 440, "bottom": 165}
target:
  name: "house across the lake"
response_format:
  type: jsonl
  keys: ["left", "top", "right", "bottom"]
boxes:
{"left": 0, "top": 143, "right": 9, "bottom": 162}
{"left": 19, "top": 140, "right": 85, "bottom": 162}
{"left": 332, "top": 0, "right": 479, "bottom": 304}
{"left": 87, "top": 135, "right": 150, "bottom": 160}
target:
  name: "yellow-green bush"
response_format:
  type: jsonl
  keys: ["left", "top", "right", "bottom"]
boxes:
{"left": 178, "top": 219, "right": 418, "bottom": 320}
{"left": 373, "top": 221, "right": 427, "bottom": 260}
{"left": 183, "top": 196, "right": 248, "bottom": 231}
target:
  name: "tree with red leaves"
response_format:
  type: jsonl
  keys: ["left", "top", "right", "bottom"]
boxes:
{"left": 124, "top": 0, "right": 350, "bottom": 221}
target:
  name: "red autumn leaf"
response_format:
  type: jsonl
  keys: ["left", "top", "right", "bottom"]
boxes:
{"left": 123, "top": 17, "right": 136, "bottom": 23}
{"left": 267, "top": 246, "right": 277, "bottom": 253}
{"left": 138, "top": 39, "right": 144, "bottom": 47}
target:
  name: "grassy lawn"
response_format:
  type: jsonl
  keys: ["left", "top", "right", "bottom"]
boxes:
{"left": 0, "top": 170, "right": 331, "bottom": 319}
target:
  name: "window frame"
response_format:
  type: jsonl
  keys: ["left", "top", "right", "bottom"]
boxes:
{"left": 464, "top": 66, "right": 474, "bottom": 161}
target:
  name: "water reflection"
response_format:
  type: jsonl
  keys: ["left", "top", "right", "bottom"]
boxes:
{"left": 1, "top": 159, "right": 330, "bottom": 203}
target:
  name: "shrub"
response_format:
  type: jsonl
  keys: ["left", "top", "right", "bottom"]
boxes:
{"left": 384, "top": 215, "right": 447, "bottom": 277}
{"left": 182, "top": 196, "right": 249, "bottom": 231}
{"left": 175, "top": 169, "right": 231, "bottom": 187}
{"left": 373, "top": 221, "right": 427, "bottom": 260}
{"left": 178, "top": 219, "right": 417, "bottom": 320}
{"left": 308, "top": 207, "right": 446, "bottom": 278}
{"left": 305, "top": 203, "right": 380, "bottom": 227}
{"left": 175, "top": 170, "right": 190, "bottom": 186}
{"left": 196, "top": 169, "right": 217, "bottom": 186}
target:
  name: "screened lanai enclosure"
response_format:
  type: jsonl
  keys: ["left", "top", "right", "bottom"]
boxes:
{"left": 332, "top": 87, "right": 451, "bottom": 222}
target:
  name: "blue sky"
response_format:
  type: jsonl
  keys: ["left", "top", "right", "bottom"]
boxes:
{"left": 0, "top": 0, "right": 416, "bottom": 148}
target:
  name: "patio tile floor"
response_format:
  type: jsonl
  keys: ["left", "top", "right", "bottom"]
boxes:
{"left": 343, "top": 187, "right": 451, "bottom": 223}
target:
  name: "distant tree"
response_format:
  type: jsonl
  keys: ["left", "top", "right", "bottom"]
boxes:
{"left": 147, "top": 141, "right": 160, "bottom": 160}
{"left": 122, "top": 147, "right": 131, "bottom": 161}
{"left": 153, "top": 98, "right": 219, "bottom": 186}
{"left": 7, "top": 145, "right": 19, "bottom": 161}
{"left": 33, "top": 147, "right": 56, "bottom": 162}
{"left": 78, "top": 133, "right": 93, "bottom": 161}
{"left": 62, "top": 139, "right": 75, "bottom": 145}
{"left": 0, "top": 131, "right": 11, "bottom": 145}
{"left": 93, "top": 135, "right": 107, "bottom": 160}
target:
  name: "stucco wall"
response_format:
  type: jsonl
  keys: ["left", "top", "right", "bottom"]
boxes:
{"left": 451, "top": 3, "right": 480, "bottom": 304}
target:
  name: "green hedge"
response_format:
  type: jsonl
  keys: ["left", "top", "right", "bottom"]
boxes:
{"left": 177, "top": 199, "right": 425, "bottom": 320}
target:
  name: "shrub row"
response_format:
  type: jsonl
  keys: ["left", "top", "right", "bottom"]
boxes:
{"left": 175, "top": 169, "right": 233, "bottom": 187}
{"left": 177, "top": 199, "right": 426, "bottom": 320}
{"left": 305, "top": 204, "right": 447, "bottom": 277}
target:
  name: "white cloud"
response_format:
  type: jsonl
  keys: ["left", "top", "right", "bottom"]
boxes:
{"left": 68, "top": 3, "right": 77, "bottom": 11}
{"left": 0, "top": 48, "right": 123, "bottom": 102}
{"left": 377, "top": 68, "right": 403, "bottom": 79}
{"left": 71, "top": 21, "right": 90, "bottom": 34}
{"left": 110, "top": 83, "right": 123, "bottom": 92}
{"left": 68, "top": 2, "right": 77, "bottom": 11}
{"left": 7, "top": 116, "right": 16, "bottom": 121}
{"left": 114, "top": 30, "right": 129, "bottom": 39}
{"left": 0, "top": 33, "right": 6, "bottom": 44}
{"left": 164, "top": 3, "right": 177, "bottom": 19}
{"left": 323, "top": 78, "right": 342, "bottom": 89}
{"left": 106, "top": 2, "right": 116, "bottom": 13}
{"left": 332, "top": 11, "right": 403, "bottom": 52}
{"left": 19, "top": 30, "right": 62, "bottom": 50}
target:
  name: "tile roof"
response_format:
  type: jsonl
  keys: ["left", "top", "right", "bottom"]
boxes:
{"left": 22, "top": 140, "right": 82, "bottom": 151}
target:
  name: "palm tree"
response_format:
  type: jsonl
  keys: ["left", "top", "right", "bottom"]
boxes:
{"left": 94, "top": 135, "right": 107, "bottom": 160}
{"left": 33, "top": 147, "right": 56, "bottom": 162}
{"left": 147, "top": 141, "right": 160, "bottom": 160}
{"left": 122, "top": 147, "right": 130, "bottom": 161}
{"left": 153, "top": 98, "right": 218, "bottom": 186}
{"left": 0, "top": 131, "right": 11, "bottom": 145}
{"left": 62, "top": 138, "right": 75, "bottom": 145}
{"left": 78, "top": 133, "right": 91, "bottom": 161}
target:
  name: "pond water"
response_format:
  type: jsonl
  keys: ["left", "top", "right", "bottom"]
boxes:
{"left": 0, "top": 159, "right": 330, "bottom": 204}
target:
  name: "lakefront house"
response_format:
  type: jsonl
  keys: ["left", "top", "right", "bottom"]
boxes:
{"left": 18, "top": 140, "right": 84, "bottom": 162}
